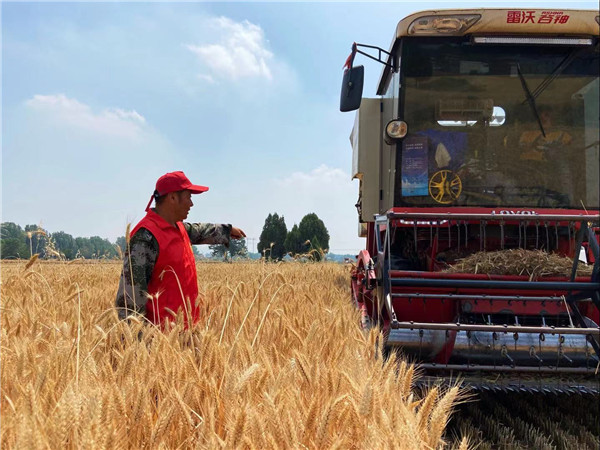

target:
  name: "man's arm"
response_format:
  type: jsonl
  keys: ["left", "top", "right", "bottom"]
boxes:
{"left": 183, "top": 223, "right": 232, "bottom": 246}
{"left": 114, "top": 228, "right": 158, "bottom": 320}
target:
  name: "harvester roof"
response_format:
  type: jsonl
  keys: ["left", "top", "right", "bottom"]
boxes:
{"left": 377, "top": 8, "right": 600, "bottom": 94}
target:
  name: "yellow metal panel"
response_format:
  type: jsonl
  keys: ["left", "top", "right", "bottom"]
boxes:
{"left": 395, "top": 9, "right": 599, "bottom": 38}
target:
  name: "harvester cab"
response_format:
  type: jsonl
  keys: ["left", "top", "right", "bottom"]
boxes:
{"left": 341, "top": 9, "right": 600, "bottom": 393}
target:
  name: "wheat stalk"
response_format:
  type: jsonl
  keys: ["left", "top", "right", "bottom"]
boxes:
{"left": 1, "top": 261, "right": 476, "bottom": 449}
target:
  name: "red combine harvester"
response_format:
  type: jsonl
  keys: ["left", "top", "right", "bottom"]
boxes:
{"left": 340, "top": 9, "right": 600, "bottom": 393}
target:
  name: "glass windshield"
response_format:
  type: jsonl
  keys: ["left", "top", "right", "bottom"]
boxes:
{"left": 396, "top": 37, "right": 599, "bottom": 209}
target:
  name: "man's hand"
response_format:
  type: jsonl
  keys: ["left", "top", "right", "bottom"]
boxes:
{"left": 230, "top": 226, "right": 246, "bottom": 239}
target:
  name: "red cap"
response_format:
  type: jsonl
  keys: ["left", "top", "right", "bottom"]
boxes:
{"left": 145, "top": 171, "right": 209, "bottom": 211}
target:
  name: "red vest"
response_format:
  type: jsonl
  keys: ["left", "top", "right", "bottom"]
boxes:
{"left": 131, "top": 210, "right": 199, "bottom": 326}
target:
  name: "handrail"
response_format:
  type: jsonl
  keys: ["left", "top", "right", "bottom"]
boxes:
{"left": 390, "top": 320, "right": 600, "bottom": 336}
{"left": 390, "top": 277, "right": 599, "bottom": 291}
{"left": 385, "top": 211, "right": 600, "bottom": 222}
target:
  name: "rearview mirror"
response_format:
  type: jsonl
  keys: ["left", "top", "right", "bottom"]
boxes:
{"left": 340, "top": 65, "right": 364, "bottom": 112}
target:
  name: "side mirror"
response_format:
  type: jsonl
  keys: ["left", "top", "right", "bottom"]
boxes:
{"left": 340, "top": 65, "right": 364, "bottom": 112}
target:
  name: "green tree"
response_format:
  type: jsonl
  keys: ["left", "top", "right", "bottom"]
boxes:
{"left": 298, "top": 213, "right": 330, "bottom": 261}
{"left": 115, "top": 236, "right": 127, "bottom": 254}
{"left": 24, "top": 224, "right": 49, "bottom": 258}
{"left": 90, "top": 236, "right": 105, "bottom": 258}
{"left": 87, "top": 236, "right": 118, "bottom": 259}
{"left": 0, "top": 222, "right": 28, "bottom": 259}
{"left": 75, "top": 237, "right": 93, "bottom": 258}
{"left": 209, "top": 238, "right": 249, "bottom": 260}
{"left": 192, "top": 245, "right": 203, "bottom": 260}
{"left": 257, "top": 213, "right": 287, "bottom": 260}
{"left": 284, "top": 224, "right": 304, "bottom": 256}
{"left": 52, "top": 231, "right": 77, "bottom": 259}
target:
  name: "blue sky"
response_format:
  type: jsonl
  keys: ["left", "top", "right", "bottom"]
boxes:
{"left": 2, "top": 1, "right": 597, "bottom": 254}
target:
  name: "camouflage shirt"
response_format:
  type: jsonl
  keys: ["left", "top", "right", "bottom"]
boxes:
{"left": 115, "top": 220, "right": 231, "bottom": 320}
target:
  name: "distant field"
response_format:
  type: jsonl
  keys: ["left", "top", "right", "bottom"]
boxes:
{"left": 1, "top": 260, "right": 463, "bottom": 449}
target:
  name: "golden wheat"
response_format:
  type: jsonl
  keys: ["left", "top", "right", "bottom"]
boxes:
{"left": 1, "top": 260, "right": 466, "bottom": 449}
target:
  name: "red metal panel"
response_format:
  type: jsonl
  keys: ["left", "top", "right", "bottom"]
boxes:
{"left": 391, "top": 297, "right": 456, "bottom": 323}
{"left": 460, "top": 299, "right": 567, "bottom": 315}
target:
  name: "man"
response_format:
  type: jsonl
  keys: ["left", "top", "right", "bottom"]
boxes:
{"left": 519, "top": 105, "right": 572, "bottom": 162}
{"left": 518, "top": 105, "right": 574, "bottom": 204}
{"left": 115, "top": 171, "right": 246, "bottom": 326}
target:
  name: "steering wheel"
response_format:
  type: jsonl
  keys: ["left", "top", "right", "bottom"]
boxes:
{"left": 429, "top": 170, "right": 462, "bottom": 204}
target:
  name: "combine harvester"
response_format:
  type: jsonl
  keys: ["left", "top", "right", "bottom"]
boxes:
{"left": 340, "top": 8, "right": 600, "bottom": 393}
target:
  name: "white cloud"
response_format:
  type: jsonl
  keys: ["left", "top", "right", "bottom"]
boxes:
{"left": 4, "top": 94, "right": 177, "bottom": 241}
{"left": 277, "top": 165, "right": 350, "bottom": 190}
{"left": 105, "top": 108, "right": 146, "bottom": 125}
{"left": 25, "top": 94, "right": 147, "bottom": 141}
{"left": 196, "top": 74, "right": 216, "bottom": 84}
{"left": 186, "top": 17, "right": 273, "bottom": 81}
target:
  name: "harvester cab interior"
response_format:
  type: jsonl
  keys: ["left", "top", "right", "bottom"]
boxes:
{"left": 342, "top": 9, "right": 600, "bottom": 393}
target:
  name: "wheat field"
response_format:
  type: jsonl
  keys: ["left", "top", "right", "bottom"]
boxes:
{"left": 0, "top": 260, "right": 466, "bottom": 449}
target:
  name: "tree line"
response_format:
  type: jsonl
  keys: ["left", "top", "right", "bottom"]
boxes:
{"left": 0, "top": 222, "right": 125, "bottom": 260}
{"left": 1, "top": 214, "right": 330, "bottom": 261}
{"left": 256, "top": 212, "right": 329, "bottom": 261}
{"left": 208, "top": 238, "right": 249, "bottom": 260}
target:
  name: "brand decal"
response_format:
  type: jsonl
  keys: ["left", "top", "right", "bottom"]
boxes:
{"left": 506, "top": 10, "right": 570, "bottom": 24}
{"left": 492, "top": 210, "right": 538, "bottom": 215}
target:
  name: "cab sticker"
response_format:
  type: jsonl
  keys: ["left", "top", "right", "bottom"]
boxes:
{"left": 506, "top": 11, "right": 570, "bottom": 24}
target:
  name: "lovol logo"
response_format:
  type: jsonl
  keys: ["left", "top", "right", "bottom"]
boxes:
{"left": 492, "top": 210, "right": 538, "bottom": 215}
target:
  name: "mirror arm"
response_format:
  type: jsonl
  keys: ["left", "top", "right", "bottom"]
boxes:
{"left": 353, "top": 43, "right": 395, "bottom": 71}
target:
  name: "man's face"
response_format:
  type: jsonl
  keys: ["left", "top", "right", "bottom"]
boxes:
{"left": 540, "top": 110, "right": 552, "bottom": 126}
{"left": 173, "top": 190, "right": 193, "bottom": 221}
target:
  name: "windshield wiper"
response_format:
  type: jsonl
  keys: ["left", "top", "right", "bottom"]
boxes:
{"left": 517, "top": 63, "right": 546, "bottom": 138}
{"left": 523, "top": 48, "right": 581, "bottom": 103}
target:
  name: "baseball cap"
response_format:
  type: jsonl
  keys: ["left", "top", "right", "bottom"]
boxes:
{"left": 145, "top": 171, "right": 209, "bottom": 211}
